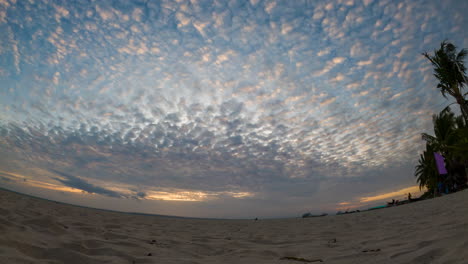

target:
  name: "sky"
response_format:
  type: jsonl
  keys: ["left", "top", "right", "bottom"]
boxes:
{"left": 0, "top": 0, "right": 467, "bottom": 219}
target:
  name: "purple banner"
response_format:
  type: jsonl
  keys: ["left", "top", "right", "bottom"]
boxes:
{"left": 434, "top": 152, "right": 448, "bottom": 175}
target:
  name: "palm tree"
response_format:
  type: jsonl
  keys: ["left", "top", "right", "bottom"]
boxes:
{"left": 447, "top": 120, "right": 468, "bottom": 189}
{"left": 423, "top": 41, "right": 468, "bottom": 124}
{"left": 447, "top": 128, "right": 468, "bottom": 160}
{"left": 421, "top": 108, "right": 458, "bottom": 155}
{"left": 415, "top": 144, "right": 438, "bottom": 194}
{"left": 449, "top": 116, "right": 468, "bottom": 160}
{"left": 419, "top": 108, "right": 468, "bottom": 192}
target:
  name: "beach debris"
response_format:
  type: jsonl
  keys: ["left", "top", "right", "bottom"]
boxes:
{"left": 362, "top": 249, "right": 381, "bottom": 253}
{"left": 327, "top": 238, "right": 338, "bottom": 248}
{"left": 280, "top": 256, "right": 323, "bottom": 262}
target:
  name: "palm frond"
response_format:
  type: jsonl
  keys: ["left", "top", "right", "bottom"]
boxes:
{"left": 421, "top": 133, "right": 437, "bottom": 143}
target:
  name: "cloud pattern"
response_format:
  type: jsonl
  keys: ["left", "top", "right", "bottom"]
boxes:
{"left": 51, "top": 169, "right": 123, "bottom": 198}
{"left": 0, "top": 0, "right": 467, "bottom": 217}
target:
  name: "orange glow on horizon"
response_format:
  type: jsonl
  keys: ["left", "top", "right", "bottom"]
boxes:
{"left": 26, "top": 181, "right": 84, "bottom": 193}
{"left": 334, "top": 185, "right": 425, "bottom": 211}
{"left": 0, "top": 170, "right": 84, "bottom": 194}
{"left": 145, "top": 190, "right": 254, "bottom": 202}
{"left": 359, "top": 185, "right": 423, "bottom": 203}
{"left": 0, "top": 170, "right": 254, "bottom": 202}
{"left": 146, "top": 191, "right": 209, "bottom": 201}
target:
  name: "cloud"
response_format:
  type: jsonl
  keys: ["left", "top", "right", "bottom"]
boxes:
{"left": 0, "top": 0, "right": 464, "bottom": 217}
{"left": 332, "top": 57, "right": 346, "bottom": 64}
{"left": 176, "top": 12, "right": 191, "bottom": 27}
{"left": 317, "top": 48, "right": 330, "bottom": 57}
{"left": 330, "top": 73, "right": 345, "bottom": 82}
{"left": 313, "top": 57, "right": 346, "bottom": 76}
{"left": 265, "top": 2, "right": 276, "bottom": 14}
{"left": 95, "top": 5, "right": 115, "bottom": 21}
{"left": 132, "top": 8, "right": 143, "bottom": 22}
{"left": 356, "top": 59, "right": 372, "bottom": 66}
{"left": 320, "top": 97, "right": 337, "bottom": 107}
{"left": 52, "top": 170, "right": 124, "bottom": 198}
{"left": 363, "top": 0, "right": 373, "bottom": 6}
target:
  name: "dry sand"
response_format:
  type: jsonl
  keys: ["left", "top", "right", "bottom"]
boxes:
{"left": 0, "top": 188, "right": 467, "bottom": 264}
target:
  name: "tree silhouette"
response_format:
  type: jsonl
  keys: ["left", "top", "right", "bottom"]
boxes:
{"left": 423, "top": 41, "right": 468, "bottom": 124}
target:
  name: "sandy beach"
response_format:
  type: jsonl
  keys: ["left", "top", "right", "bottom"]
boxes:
{"left": 0, "top": 188, "right": 467, "bottom": 264}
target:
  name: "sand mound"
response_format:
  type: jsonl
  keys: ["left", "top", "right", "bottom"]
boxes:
{"left": 0, "top": 188, "right": 467, "bottom": 263}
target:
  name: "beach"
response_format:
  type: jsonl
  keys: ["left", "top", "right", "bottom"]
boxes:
{"left": 0, "top": 188, "right": 467, "bottom": 264}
